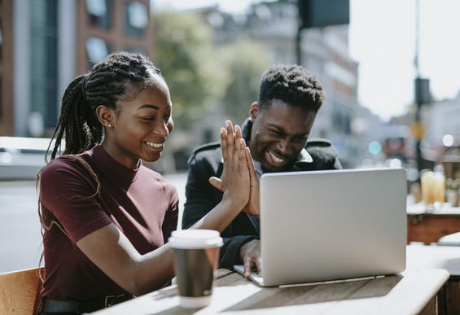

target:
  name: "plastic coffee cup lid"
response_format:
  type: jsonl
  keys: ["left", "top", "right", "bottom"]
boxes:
{"left": 168, "top": 230, "right": 223, "bottom": 249}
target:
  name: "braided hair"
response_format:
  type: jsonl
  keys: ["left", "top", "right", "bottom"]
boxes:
{"left": 258, "top": 64, "right": 324, "bottom": 113}
{"left": 47, "top": 51, "right": 162, "bottom": 160}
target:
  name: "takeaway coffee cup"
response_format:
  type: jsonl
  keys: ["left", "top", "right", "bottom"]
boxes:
{"left": 168, "top": 230, "right": 223, "bottom": 309}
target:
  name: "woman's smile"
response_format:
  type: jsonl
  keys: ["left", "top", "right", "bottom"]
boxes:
{"left": 144, "top": 141, "right": 164, "bottom": 150}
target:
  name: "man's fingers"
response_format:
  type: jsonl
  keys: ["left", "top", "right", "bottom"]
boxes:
{"left": 245, "top": 147, "right": 257, "bottom": 179}
{"left": 243, "top": 256, "right": 253, "bottom": 278}
{"left": 209, "top": 177, "right": 224, "bottom": 192}
{"left": 239, "top": 139, "right": 246, "bottom": 161}
{"left": 220, "top": 127, "right": 228, "bottom": 161}
{"left": 226, "top": 120, "right": 235, "bottom": 162}
{"left": 234, "top": 125, "right": 243, "bottom": 160}
{"left": 255, "top": 256, "right": 263, "bottom": 276}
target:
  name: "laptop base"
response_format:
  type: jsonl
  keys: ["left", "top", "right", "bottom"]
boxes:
{"left": 233, "top": 264, "right": 386, "bottom": 288}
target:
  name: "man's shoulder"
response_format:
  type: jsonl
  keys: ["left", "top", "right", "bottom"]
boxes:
{"left": 305, "top": 138, "right": 332, "bottom": 148}
{"left": 188, "top": 142, "right": 222, "bottom": 168}
{"left": 305, "top": 138, "right": 337, "bottom": 158}
{"left": 299, "top": 138, "right": 341, "bottom": 170}
{"left": 192, "top": 141, "right": 221, "bottom": 156}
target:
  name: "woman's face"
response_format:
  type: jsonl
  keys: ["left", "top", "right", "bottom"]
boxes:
{"left": 103, "top": 80, "right": 174, "bottom": 169}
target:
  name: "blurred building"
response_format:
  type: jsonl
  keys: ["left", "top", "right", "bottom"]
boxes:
{"left": 0, "top": 0, "right": 152, "bottom": 137}
{"left": 387, "top": 90, "right": 460, "bottom": 168}
{"left": 422, "top": 92, "right": 460, "bottom": 158}
{"left": 195, "top": 1, "right": 368, "bottom": 167}
{"left": 352, "top": 106, "right": 387, "bottom": 164}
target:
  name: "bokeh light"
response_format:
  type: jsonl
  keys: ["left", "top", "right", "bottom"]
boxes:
{"left": 389, "top": 158, "right": 403, "bottom": 169}
{"left": 368, "top": 141, "right": 382, "bottom": 155}
{"left": 442, "top": 134, "right": 454, "bottom": 147}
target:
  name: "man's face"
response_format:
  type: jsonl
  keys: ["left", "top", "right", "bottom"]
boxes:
{"left": 249, "top": 100, "right": 316, "bottom": 172}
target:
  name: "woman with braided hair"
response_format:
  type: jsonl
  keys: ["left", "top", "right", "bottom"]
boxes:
{"left": 37, "top": 51, "right": 254, "bottom": 314}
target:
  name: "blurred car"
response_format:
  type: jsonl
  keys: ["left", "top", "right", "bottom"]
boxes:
{"left": 0, "top": 137, "right": 59, "bottom": 180}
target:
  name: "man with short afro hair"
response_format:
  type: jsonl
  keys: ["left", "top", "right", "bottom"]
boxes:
{"left": 183, "top": 64, "right": 341, "bottom": 277}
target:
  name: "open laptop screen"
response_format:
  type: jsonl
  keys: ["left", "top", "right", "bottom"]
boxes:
{"left": 258, "top": 168, "right": 407, "bottom": 287}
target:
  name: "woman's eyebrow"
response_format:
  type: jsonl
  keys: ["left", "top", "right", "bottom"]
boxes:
{"left": 137, "top": 104, "right": 159, "bottom": 110}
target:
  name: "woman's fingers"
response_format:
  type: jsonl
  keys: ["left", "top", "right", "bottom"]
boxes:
{"left": 209, "top": 177, "right": 224, "bottom": 192}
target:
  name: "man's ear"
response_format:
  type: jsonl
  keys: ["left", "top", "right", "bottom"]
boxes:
{"left": 96, "top": 105, "right": 115, "bottom": 129}
{"left": 250, "top": 102, "right": 259, "bottom": 121}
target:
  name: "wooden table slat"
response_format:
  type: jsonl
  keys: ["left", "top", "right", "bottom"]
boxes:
{"left": 93, "top": 268, "right": 449, "bottom": 315}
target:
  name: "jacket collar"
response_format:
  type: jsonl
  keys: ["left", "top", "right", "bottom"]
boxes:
{"left": 240, "top": 117, "right": 313, "bottom": 168}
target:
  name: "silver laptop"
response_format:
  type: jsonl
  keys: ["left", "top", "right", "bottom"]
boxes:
{"left": 234, "top": 168, "right": 407, "bottom": 287}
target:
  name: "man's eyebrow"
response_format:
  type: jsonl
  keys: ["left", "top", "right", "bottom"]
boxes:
{"left": 266, "top": 122, "right": 308, "bottom": 137}
{"left": 266, "top": 122, "right": 280, "bottom": 128}
{"left": 266, "top": 122, "right": 283, "bottom": 130}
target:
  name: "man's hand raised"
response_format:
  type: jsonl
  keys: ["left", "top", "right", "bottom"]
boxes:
{"left": 209, "top": 121, "right": 251, "bottom": 211}
{"left": 209, "top": 121, "right": 260, "bottom": 218}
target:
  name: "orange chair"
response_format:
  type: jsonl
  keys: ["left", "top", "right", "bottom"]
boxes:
{"left": 0, "top": 267, "right": 44, "bottom": 315}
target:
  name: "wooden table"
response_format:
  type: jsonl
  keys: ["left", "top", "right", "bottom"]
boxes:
{"left": 407, "top": 203, "right": 460, "bottom": 244}
{"left": 93, "top": 268, "right": 448, "bottom": 315}
{"left": 407, "top": 245, "right": 460, "bottom": 315}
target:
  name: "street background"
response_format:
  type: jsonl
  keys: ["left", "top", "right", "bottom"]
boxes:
{"left": 1, "top": 0, "right": 460, "bottom": 273}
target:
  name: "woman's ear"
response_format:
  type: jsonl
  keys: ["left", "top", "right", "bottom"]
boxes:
{"left": 250, "top": 102, "right": 259, "bottom": 121}
{"left": 96, "top": 105, "right": 115, "bottom": 129}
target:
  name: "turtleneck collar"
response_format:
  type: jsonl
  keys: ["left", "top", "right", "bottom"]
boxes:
{"left": 88, "top": 145, "right": 140, "bottom": 187}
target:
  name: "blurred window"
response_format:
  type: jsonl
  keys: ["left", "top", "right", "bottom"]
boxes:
{"left": 30, "top": 0, "right": 59, "bottom": 129}
{"left": 124, "top": 1, "right": 148, "bottom": 37}
{"left": 86, "top": 0, "right": 112, "bottom": 29}
{"left": 86, "top": 37, "right": 111, "bottom": 68}
{"left": 206, "top": 12, "right": 224, "bottom": 29}
{"left": 0, "top": 22, "right": 3, "bottom": 60}
{"left": 254, "top": 5, "right": 271, "bottom": 21}
{"left": 203, "top": 129, "right": 213, "bottom": 144}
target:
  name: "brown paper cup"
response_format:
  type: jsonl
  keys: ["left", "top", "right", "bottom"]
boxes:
{"left": 169, "top": 230, "right": 223, "bottom": 309}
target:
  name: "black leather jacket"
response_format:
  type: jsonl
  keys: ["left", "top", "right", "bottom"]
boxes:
{"left": 182, "top": 118, "right": 341, "bottom": 268}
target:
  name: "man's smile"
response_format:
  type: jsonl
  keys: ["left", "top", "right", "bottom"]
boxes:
{"left": 266, "top": 149, "right": 288, "bottom": 167}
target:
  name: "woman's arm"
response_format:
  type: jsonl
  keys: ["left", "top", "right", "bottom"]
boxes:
{"left": 76, "top": 121, "right": 251, "bottom": 296}
{"left": 191, "top": 121, "right": 251, "bottom": 231}
{"left": 76, "top": 224, "right": 174, "bottom": 296}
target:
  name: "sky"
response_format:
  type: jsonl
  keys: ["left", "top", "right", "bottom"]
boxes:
{"left": 151, "top": 0, "right": 460, "bottom": 121}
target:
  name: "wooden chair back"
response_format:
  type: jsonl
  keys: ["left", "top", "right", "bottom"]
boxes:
{"left": 0, "top": 267, "right": 44, "bottom": 315}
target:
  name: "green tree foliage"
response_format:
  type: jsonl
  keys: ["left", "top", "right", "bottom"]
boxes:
{"left": 153, "top": 12, "right": 226, "bottom": 129}
{"left": 218, "top": 39, "right": 273, "bottom": 123}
